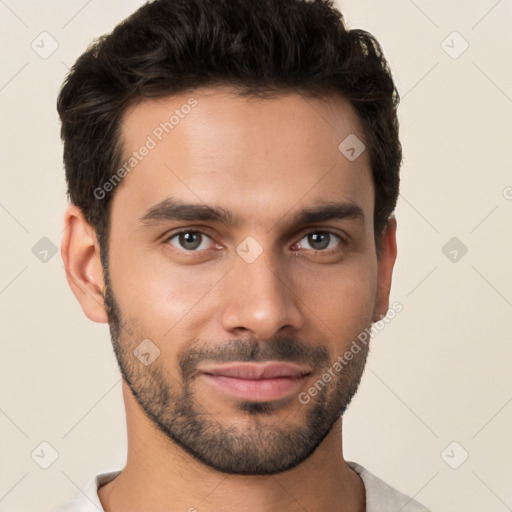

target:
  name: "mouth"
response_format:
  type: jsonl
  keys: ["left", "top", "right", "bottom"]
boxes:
{"left": 198, "top": 362, "right": 312, "bottom": 402}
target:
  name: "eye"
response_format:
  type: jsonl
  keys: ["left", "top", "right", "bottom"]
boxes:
{"left": 166, "top": 230, "right": 214, "bottom": 251}
{"left": 296, "top": 231, "right": 343, "bottom": 252}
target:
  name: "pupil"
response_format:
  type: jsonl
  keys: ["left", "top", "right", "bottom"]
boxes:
{"left": 181, "top": 232, "right": 200, "bottom": 250}
{"left": 310, "top": 232, "right": 329, "bottom": 250}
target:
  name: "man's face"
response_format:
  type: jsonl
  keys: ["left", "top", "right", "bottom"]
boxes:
{"left": 101, "top": 87, "right": 392, "bottom": 475}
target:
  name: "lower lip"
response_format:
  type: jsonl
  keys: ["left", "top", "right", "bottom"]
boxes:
{"left": 201, "top": 373, "right": 308, "bottom": 401}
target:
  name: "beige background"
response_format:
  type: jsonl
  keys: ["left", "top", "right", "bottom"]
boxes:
{"left": 1, "top": 1, "right": 511, "bottom": 511}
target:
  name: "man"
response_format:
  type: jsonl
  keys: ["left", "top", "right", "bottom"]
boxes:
{"left": 57, "top": 0, "right": 431, "bottom": 510}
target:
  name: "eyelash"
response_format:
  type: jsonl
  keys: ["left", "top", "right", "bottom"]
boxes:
{"left": 164, "top": 229, "right": 345, "bottom": 256}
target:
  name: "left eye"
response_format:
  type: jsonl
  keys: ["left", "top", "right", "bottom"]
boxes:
{"left": 167, "top": 231, "right": 213, "bottom": 251}
{"left": 297, "top": 231, "right": 342, "bottom": 251}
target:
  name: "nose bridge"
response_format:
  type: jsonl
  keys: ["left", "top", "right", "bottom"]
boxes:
{"left": 219, "top": 241, "right": 304, "bottom": 338}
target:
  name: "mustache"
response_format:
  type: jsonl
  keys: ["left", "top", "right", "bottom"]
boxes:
{"left": 179, "top": 336, "right": 331, "bottom": 379}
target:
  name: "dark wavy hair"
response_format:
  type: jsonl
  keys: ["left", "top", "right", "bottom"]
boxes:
{"left": 57, "top": 0, "right": 401, "bottom": 261}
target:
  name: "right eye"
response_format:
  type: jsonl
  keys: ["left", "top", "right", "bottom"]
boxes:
{"left": 166, "top": 230, "right": 215, "bottom": 252}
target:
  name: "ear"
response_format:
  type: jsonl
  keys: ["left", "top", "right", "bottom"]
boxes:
{"left": 373, "top": 215, "right": 398, "bottom": 322}
{"left": 61, "top": 205, "right": 108, "bottom": 323}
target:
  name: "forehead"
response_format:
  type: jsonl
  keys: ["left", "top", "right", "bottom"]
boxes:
{"left": 112, "top": 87, "right": 374, "bottom": 230}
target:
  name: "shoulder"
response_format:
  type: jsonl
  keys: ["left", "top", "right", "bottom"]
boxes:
{"left": 56, "top": 470, "right": 121, "bottom": 512}
{"left": 347, "top": 461, "right": 432, "bottom": 512}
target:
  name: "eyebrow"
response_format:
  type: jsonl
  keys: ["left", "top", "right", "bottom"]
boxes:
{"left": 138, "top": 198, "right": 365, "bottom": 230}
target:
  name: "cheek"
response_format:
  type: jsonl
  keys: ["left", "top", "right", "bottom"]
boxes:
{"left": 292, "top": 256, "right": 377, "bottom": 339}
{"left": 109, "top": 244, "right": 225, "bottom": 332}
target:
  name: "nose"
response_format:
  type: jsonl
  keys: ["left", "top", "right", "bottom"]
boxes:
{"left": 219, "top": 247, "right": 305, "bottom": 340}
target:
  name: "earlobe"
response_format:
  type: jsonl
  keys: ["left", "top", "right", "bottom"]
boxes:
{"left": 373, "top": 215, "right": 398, "bottom": 323}
{"left": 61, "top": 205, "right": 109, "bottom": 323}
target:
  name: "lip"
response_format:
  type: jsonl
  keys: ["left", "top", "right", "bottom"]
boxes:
{"left": 198, "top": 362, "right": 312, "bottom": 402}
{"left": 199, "top": 362, "right": 312, "bottom": 379}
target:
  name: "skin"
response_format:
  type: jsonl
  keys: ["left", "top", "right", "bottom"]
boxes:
{"left": 61, "top": 86, "right": 397, "bottom": 512}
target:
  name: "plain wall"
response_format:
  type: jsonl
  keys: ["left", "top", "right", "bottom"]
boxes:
{"left": 0, "top": 1, "right": 511, "bottom": 511}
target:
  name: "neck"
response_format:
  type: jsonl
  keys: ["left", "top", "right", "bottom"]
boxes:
{"left": 98, "top": 381, "right": 365, "bottom": 512}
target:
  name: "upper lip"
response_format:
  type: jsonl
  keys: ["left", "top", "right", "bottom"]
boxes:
{"left": 199, "top": 362, "right": 312, "bottom": 379}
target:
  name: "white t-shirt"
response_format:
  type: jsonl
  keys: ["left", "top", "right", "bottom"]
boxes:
{"left": 57, "top": 461, "right": 431, "bottom": 512}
